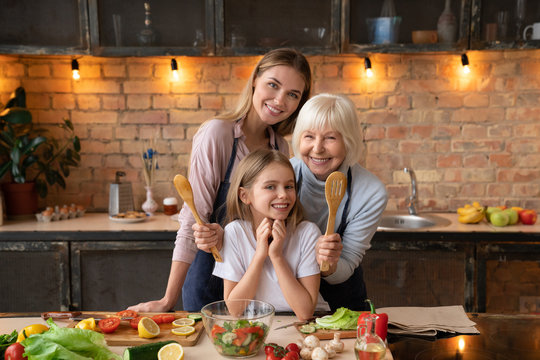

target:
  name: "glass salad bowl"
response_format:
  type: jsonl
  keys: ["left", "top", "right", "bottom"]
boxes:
{"left": 201, "top": 299, "right": 275, "bottom": 358}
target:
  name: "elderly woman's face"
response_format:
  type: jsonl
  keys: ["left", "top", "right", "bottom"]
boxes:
{"left": 299, "top": 125, "right": 346, "bottom": 181}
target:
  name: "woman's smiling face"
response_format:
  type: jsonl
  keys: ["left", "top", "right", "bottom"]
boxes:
{"left": 299, "top": 125, "right": 347, "bottom": 181}
{"left": 250, "top": 65, "right": 305, "bottom": 126}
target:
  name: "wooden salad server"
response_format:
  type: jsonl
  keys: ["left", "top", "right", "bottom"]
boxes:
{"left": 321, "top": 171, "right": 347, "bottom": 272}
{"left": 173, "top": 174, "right": 223, "bottom": 262}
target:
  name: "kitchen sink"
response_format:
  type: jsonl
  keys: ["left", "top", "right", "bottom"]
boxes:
{"left": 378, "top": 213, "right": 451, "bottom": 230}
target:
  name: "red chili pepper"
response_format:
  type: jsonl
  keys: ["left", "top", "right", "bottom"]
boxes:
{"left": 357, "top": 299, "right": 388, "bottom": 341}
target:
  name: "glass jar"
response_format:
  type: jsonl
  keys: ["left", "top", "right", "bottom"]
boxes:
{"left": 163, "top": 197, "right": 178, "bottom": 215}
{"left": 355, "top": 314, "right": 386, "bottom": 360}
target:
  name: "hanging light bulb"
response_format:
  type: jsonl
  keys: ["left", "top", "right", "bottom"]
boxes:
{"left": 171, "top": 58, "right": 179, "bottom": 81}
{"left": 71, "top": 59, "right": 80, "bottom": 80}
{"left": 461, "top": 54, "right": 470, "bottom": 74}
{"left": 364, "top": 57, "right": 373, "bottom": 78}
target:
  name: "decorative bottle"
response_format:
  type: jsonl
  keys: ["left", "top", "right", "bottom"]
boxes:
{"left": 437, "top": 0, "right": 457, "bottom": 44}
{"left": 137, "top": 2, "right": 157, "bottom": 46}
{"left": 142, "top": 186, "right": 158, "bottom": 216}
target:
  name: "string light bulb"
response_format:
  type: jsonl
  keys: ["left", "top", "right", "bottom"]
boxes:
{"left": 461, "top": 54, "right": 470, "bottom": 74}
{"left": 71, "top": 59, "right": 80, "bottom": 80}
{"left": 171, "top": 58, "right": 179, "bottom": 81}
{"left": 364, "top": 57, "right": 373, "bottom": 78}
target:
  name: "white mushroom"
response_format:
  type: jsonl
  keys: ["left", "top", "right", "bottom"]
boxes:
{"left": 300, "top": 347, "right": 312, "bottom": 360}
{"left": 323, "top": 343, "right": 337, "bottom": 358}
{"left": 303, "top": 335, "right": 320, "bottom": 349}
{"left": 295, "top": 339, "right": 304, "bottom": 349}
{"left": 327, "top": 332, "right": 344, "bottom": 353}
{"left": 311, "top": 347, "right": 329, "bottom": 360}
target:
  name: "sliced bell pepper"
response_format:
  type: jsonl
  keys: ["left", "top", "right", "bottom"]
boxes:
{"left": 357, "top": 299, "right": 388, "bottom": 341}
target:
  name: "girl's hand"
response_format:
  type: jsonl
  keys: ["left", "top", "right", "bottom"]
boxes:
{"left": 316, "top": 233, "right": 343, "bottom": 270}
{"left": 255, "top": 217, "right": 273, "bottom": 257}
{"left": 193, "top": 223, "right": 224, "bottom": 251}
{"left": 268, "top": 219, "right": 286, "bottom": 259}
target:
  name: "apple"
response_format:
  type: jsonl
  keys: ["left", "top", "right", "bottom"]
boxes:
{"left": 485, "top": 206, "right": 502, "bottom": 222}
{"left": 518, "top": 209, "right": 537, "bottom": 225}
{"left": 503, "top": 209, "right": 519, "bottom": 225}
{"left": 490, "top": 211, "right": 509, "bottom": 227}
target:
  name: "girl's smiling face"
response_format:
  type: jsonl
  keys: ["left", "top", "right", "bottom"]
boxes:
{"left": 250, "top": 65, "right": 305, "bottom": 126}
{"left": 299, "top": 125, "right": 347, "bottom": 181}
{"left": 239, "top": 162, "right": 297, "bottom": 227}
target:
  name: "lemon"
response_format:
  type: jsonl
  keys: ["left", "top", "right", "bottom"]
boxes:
{"left": 171, "top": 325, "right": 195, "bottom": 336}
{"left": 138, "top": 317, "right": 160, "bottom": 338}
{"left": 17, "top": 324, "right": 49, "bottom": 342}
{"left": 158, "top": 342, "right": 184, "bottom": 360}
{"left": 172, "top": 318, "right": 195, "bottom": 327}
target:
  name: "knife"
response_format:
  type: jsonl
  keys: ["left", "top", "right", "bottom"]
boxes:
{"left": 41, "top": 312, "right": 134, "bottom": 321}
{"left": 274, "top": 317, "right": 316, "bottom": 330}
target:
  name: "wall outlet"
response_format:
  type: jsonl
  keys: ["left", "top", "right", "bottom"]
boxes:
{"left": 519, "top": 296, "right": 540, "bottom": 313}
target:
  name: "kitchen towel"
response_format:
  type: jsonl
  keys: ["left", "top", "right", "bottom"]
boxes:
{"left": 376, "top": 305, "right": 480, "bottom": 336}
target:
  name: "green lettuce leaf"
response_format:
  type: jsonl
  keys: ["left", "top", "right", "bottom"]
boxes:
{"left": 315, "top": 307, "right": 360, "bottom": 330}
{"left": 21, "top": 319, "right": 121, "bottom": 360}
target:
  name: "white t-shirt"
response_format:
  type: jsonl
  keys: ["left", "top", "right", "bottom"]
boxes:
{"left": 213, "top": 220, "right": 330, "bottom": 312}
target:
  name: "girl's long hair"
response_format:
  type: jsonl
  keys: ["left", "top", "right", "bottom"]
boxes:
{"left": 226, "top": 149, "right": 303, "bottom": 227}
{"left": 216, "top": 48, "right": 311, "bottom": 137}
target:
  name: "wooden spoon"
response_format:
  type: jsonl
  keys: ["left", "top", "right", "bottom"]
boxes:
{"left": 173, "top": 174, "right": 223, "bottom": 262}
{"left": 321, "top": 171, "right": 347, "bottom": 272}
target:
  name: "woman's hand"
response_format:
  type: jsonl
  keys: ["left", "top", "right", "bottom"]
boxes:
{"left": 193, "top": 223, "right": 224, "bottom": 252}
{"left": 316, "top": 233, "right": 343, "bottom": 275}
{"left": 268, "top": 219, "right": 286, "bottom": 259}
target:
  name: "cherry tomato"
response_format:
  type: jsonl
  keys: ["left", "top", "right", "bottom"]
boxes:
{"left": 130, "top": 316, "right": 143, "bottom": 330}
{"left": 116, "top": 310, "right": 138, "bottom": 318}
{"left": 285, "top": 343, "right": 300, "bottom": 354}
{"left": 265, "top": 353, "right": 282, "bottom": 360}
{"left": 264, "top": 343, "right": 278, "bottom": 355}
{"left": 98, "top": 317, "right": 121, "bottom": 333}
{"left": 283, "top": 351, "right": 300, "bottom": 360}
{"left": 5, "top": 343, "right": 27, "bottom": 360}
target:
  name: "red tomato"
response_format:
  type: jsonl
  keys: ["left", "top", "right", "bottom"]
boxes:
{"left": 285, "top": 343, "right": 300, "bottom": 354}
{"left": 5, "top": 343, "right": 27, "bottom": 360}
{"left": 283, "top": 351, "right": 300, "bottom": 360}
{"left": 116, "top": 310, "right": 138, "bottom": 318}
{"left": 211, "top": 325, "right": 226, "bottom": 338}
{"left": 160, "top": 314, "right": 175, "bottom": 323}
{"left": 130, "top": 316, "right": 143, "bottom": 330}
{"left": 264, "top": 343, "right": 278, "bottom": 355}
{"left": 266, "top": 353, "right": 282, "bottom": 360}
{"left": 98, "top": 317, "right": 121, "bottom": 333}
{"left": 151, "top": 315, "right": 163, "bottom": 324}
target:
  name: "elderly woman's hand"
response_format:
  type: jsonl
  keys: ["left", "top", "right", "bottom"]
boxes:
{"left": 316, "top": 233, "right": 343, "bottom": 276}
{"left": 193, "top": 222, "right": 224, "bottom": 252}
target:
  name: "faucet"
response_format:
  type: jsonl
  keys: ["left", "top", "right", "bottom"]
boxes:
{"left": 404, "top": 168, "right": 418, "bottom": 215}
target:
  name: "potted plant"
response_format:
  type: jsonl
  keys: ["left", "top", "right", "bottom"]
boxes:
{"left": 0, "top": 87, "right": 81, "bottom": 217}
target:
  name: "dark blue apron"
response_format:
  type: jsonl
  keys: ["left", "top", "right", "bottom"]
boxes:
{"left": 298, "top": 168, "right": 369, "bottom": 312}
{"left": 182, "top": 131, "right": 279, "bottom": 311}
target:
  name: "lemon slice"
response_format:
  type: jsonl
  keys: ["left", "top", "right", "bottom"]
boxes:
{"left": 171, "top": 325, "right": 195, "bottom": 336}
{"left": 172, "top": 318, "right": 195, "bottom": 327}
{"left": 138, "top": 317, "right": 160, "bottom": 338}
{"left": 158, "top": 342, "right": 184, "bottom": 360}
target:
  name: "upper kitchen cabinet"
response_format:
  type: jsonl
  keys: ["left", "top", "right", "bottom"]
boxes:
{"left": 470, "top": 0, "right": 540, "bottom": 50}
{"left": 343, "top": 0, "right": 470, "bottom": 53}
{"left": 88, "top": 0, "right": 215, "bottom": 56}
{"left": 214, "top": 0, "right": 340, "bottom": 55}
{"left": 0, "top": 0, "right": 90, "bottom": 55}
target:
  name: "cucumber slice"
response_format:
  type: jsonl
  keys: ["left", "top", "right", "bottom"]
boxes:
{"left": 123, "top": 340, "right": 177, "bottom": 360}
{"left": 187, "top": 313, "right": 202, "bottom": 321}
{"left": 299, "top": 324, "right": 316, "bottom": 334}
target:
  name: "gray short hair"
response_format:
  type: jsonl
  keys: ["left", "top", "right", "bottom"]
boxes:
{"left": 292, "top": 93, "right": 361, "bottom": 167}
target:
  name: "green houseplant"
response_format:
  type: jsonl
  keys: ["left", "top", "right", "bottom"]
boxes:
{"left": 0, "top": 87, "right": 81, "bottom": 216}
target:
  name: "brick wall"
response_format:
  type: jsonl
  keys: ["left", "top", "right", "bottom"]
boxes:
{"left": 1, "top": 51, "right": 539, "bottom": 212}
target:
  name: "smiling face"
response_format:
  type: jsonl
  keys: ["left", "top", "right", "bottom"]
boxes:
{"left": 239, "top": 162, "right": 297, "bottom": 227}
{"left": 249, "top": 65, "right": 305, "bottom": 127}
{"left": 299, "top": 125, "right": 347, "bottom": 181}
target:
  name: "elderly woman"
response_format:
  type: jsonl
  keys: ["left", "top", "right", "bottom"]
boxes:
{"left": 290, "top": 93, "right": 387, "bottom": 311}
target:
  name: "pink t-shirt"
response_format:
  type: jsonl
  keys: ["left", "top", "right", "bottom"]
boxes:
{"left": 172, "top": 118, "right": 290, "bottom": 263}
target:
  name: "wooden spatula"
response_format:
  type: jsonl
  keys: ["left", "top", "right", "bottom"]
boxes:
{"left": 173, "top": 174, "right": 223, "bottom": 262}
{"left": 321, "top": 171, "right": 347, "bottom": 272}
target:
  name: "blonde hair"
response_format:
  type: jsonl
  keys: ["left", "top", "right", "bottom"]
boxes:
{"left": 216, "top": 48, "right": 311, "bottom": 137}
{"left": 292, "top": 93, "right": 362, "bottom": 167}
{"left": 226, "top": 149, "right": 303, "bottom": 227}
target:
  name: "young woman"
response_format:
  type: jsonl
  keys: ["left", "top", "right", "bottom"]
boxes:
{"left": 213, "top": 149, "right": 329, "bottom": 320}
{"left": 290, "top": 93, "right": 388, "bottom": 311}
{"left": 128, "top": 48, "right": 312, "bottom": 312}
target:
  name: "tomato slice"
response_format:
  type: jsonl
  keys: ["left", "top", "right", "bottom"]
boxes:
{"left": 159, "top": 314, "right": 175, "bottom": 323}
{"left": 130, "top": 316, "right": 143, "bottom": 330}
{"left": 99, "top": 317, "right": 121, "bottom": 333}
{"left": 151, "top": 314, "right": 163, "bottom": 324}
{"left": 116, "top": 310, "right": 138, "bottom": 318}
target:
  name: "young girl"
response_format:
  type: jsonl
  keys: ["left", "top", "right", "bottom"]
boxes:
{"left": 213, "top": 149, "right": 330, "bottom": 320}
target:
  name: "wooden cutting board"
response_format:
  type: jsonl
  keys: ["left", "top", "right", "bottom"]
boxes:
{"left": 295, "top": 325, "right": 356, "bottom": 340}
{"left": 67, "top": 311, "right": 204, "bottom": 346}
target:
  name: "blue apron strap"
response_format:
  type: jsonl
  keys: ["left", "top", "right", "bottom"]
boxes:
{"left": 336, "top": 167, "right": 352, "bottom": 236}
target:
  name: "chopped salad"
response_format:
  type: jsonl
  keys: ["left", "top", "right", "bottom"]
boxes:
{"left": 211, "top": 319, "right": 269, "bottom": 356}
